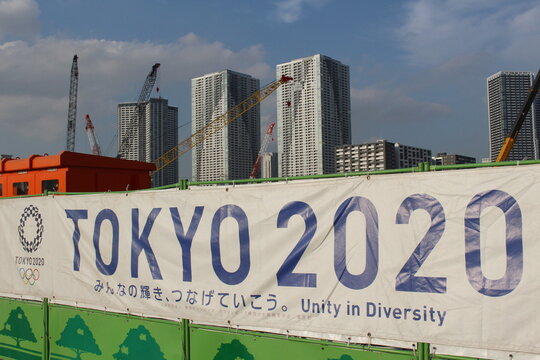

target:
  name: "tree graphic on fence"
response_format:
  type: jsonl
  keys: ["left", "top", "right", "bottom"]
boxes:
{"left": 113, "top": 325, "right": 166, "bottom": 360}
{"left": 328, "top": 355, "right": 354, "bottom": 360}
{"left": 0, "top": 306, "right": 37, "bottom": 347}
{"left": 213, "top": 339, "right": 254, "bottom": 360}
{"left": 55, "top": 315, "right": 101, "bottom": 359}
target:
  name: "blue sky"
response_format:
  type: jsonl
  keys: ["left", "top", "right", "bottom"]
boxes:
{"left": 1, "top": 0, "right": 539, "bottom": 179}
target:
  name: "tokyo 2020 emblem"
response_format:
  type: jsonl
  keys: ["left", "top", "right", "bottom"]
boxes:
{"left": 18, "top": 205, "right": 44, "bottom": 253}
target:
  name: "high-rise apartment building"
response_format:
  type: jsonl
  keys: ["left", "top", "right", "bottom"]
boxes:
{"left": 335, "top": 140, "right": 431, "bottom": 172}
{"left": 260, "top": 152, "right": 278, "bottom": 178}
{"left": 192, "top": 70, "right": 260, "bottom": 181}
{"left": 117, "top": 98, "right": 178, "bottom": 187}
{"left": 487, "top": 71, "right": 539, "bottom": 161}
{"left": 277, "top": 54, "right": 351, "bottom": 176}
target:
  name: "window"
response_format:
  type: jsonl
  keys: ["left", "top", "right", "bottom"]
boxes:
{"left": 13, "top": 182, "right": 29, "bottom": 195}
{"left": 0, "top": 184, "right": 2, "bottom": 196}
{"left": 42, "top": 179, "right": 59, "bottom": 193}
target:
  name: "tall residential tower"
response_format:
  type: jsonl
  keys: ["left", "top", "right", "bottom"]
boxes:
{"left": 117, "top": 98, "right": 178, "bottom": 186}
{"left": 191, "top": 70, "right": 260, "bottom": 181}
{"left": 487, "top": 71, "right": 539, "bottom": 161}
{"left": 277, "top": 54, "right": 351, "bottom": 176}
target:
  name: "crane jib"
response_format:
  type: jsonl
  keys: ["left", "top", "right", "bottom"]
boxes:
{"left": 151, "top": 76, "right": 293, "bottom": 174}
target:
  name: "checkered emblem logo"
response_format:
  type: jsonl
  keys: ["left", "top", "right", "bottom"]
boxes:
{"left": 18, "top": 205, "right": 44, "bottom": 253}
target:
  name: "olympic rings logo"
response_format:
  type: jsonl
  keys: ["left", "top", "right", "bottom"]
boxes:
{"left": 19, "top": 268, "right": 40, "bottom": 286}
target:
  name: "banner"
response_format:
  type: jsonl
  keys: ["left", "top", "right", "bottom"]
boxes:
{"left": 1, "top": 165, "right": 540, "bottom": 354}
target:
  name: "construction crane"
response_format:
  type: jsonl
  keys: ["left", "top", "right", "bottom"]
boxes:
{"left": 152, "top": 75, "right": 293, "bottom": 173}
{"left": 496, "top": 68, "right": 540, "bottom": 162}
{"left": 117, "top": 63, "right": 161, "bottom": 159}
{"left": 66, "top": 55, "right": 79, "bottom": 151}
{"left": 85, "top": 114, "right": 102, "bottom": 156}
{"left": 249, "top": 122, "right": 276, "bottom": 179}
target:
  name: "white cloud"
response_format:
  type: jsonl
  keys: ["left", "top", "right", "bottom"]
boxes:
{"left": 351, "top": 87, "right": 449, "bottom": 124}
{"left": 0, "top": 34, "right": 272, "bottom": 157}
{"left": 274, "top": 0, "right": 329, "bottom": 23}
{"left": 0, "top": 94, "right": 65, "bottom": 141}
{"left": 0, "top": 0, "right": 39, "bottom": 41}
{"left": 511, "top": 4, "right": 540, "bottom": 34}
{"left": 397, "top": 0, "right": 540, "bottom": 68}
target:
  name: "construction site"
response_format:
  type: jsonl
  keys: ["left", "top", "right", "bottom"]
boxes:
{"left": 1, "top": 52, "right": 540, "bottom": 360}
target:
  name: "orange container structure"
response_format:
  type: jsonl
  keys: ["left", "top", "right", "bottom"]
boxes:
{"left": 0, "top": 151, "right": 155, "bottom": 197}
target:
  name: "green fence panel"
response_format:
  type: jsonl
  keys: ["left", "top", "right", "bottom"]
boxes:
{"left": 0, "top": 297, "right": 45, "bottom": 360}
{"left": 48, "top": 305, "right": 185, "bottom": 360}
{"left": 190, "top": 325, "right": 414, "bottom": 360}
{"left": 0, "top": 299, "right": 492, "bottom": 360}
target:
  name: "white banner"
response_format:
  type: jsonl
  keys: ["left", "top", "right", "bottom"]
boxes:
{"left": 1, "top": 165, "right": 540, "bottom": 355}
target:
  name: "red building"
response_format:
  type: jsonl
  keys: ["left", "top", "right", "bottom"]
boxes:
{"left": 0, "top": 152, "right": 155, "bottom": 197}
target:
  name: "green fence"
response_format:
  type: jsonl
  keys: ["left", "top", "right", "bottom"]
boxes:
{"left": 48, "top": 304, "right": 185, "bottom": 360}
{"left": 0, "top": 298, "right": 44, "bottom": 360}
{"left": 0, "top": 297, "right": 487, "bottom": 360}
{"left": 190, "top": 324, "right": 414, "bottom": 360}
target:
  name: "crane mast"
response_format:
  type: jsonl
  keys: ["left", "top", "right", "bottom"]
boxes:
{"left": 66, "top": 55, "right": 79, "bottom": 151}
{"left": 117, "top": 63, "right": 160, "bottom": 159}
{"left": 250, "top": 122, "right": 276, "bottom": 179}
{"left": 152, "top": 75, "right": 293, "bottom": 173}
{"left": 85, "top": 114, "right": 102, "bottom": 156}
